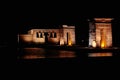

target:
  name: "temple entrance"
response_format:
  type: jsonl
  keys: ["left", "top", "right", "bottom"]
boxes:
{"left": 100, "top": 29, "right": 106, "bottom": 48}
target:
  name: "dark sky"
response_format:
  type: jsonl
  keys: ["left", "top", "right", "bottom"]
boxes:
{"left": 16, "top": 15, "right": 120, "bottom": 33}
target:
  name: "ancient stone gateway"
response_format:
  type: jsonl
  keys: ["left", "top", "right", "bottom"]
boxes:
{"left": 89, "top": 18, "right": 113, "bottom": 48}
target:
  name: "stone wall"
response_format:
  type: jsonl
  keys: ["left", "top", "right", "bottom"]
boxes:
{"left": 18, "top": 34, "right": 33, "bottom": 43}
{"left": 89, "top": 22, "right": 96, "bottom": 47}
{"left": 28, "top": 29, "right": 60, "bottom": 44}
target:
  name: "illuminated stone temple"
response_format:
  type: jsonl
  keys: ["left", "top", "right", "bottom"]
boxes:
{"left": 18, "top": 25, "right": 76, "bottom": 45}
{"left": 89, "top": 18, "right": 113, "bottom": 48}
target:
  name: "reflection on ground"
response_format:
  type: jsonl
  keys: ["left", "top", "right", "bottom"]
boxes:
{"left": 88, "top": 52, "right": 112, "bottom": 57}
{"left": 17, "top": 48, "right": 115, "bottom": 59}
{"left": 18, "top": 48, "right": 76, "bottom": 59}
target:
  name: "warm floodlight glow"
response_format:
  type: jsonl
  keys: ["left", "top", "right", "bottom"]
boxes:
{"left": 60, "top": 38, "right": 64, "bottom": 46}
{"left": 100, "top": 29, "right": 106, "bottom": 48}
{"left": 92, "top": 40, "right": 96, "bottom": 48}
{"left": 101, "top": 42, "right": 105, "bottom": 48}
{"left": 68, "top": 40, "right": 72, "bottom": 46}
{"left": 101, "top": 40, "right": 106, "bottom": 48}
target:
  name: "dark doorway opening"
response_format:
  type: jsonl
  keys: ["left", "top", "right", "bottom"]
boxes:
{"left": 44, "top": 32, "right": 49, "bottom": 44}
{"left": 67, "top": 32, "right": 69, "bottom": 45}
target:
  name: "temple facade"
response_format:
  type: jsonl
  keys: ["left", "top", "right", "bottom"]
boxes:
{"left": 18, "top": 18, "right": 113, "bottom": 47}
{"left": 18, "top": 25, "right": 76, "bottom": 45}
{"left": 89, "top": 18, "right": 113, "bottom": 48}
